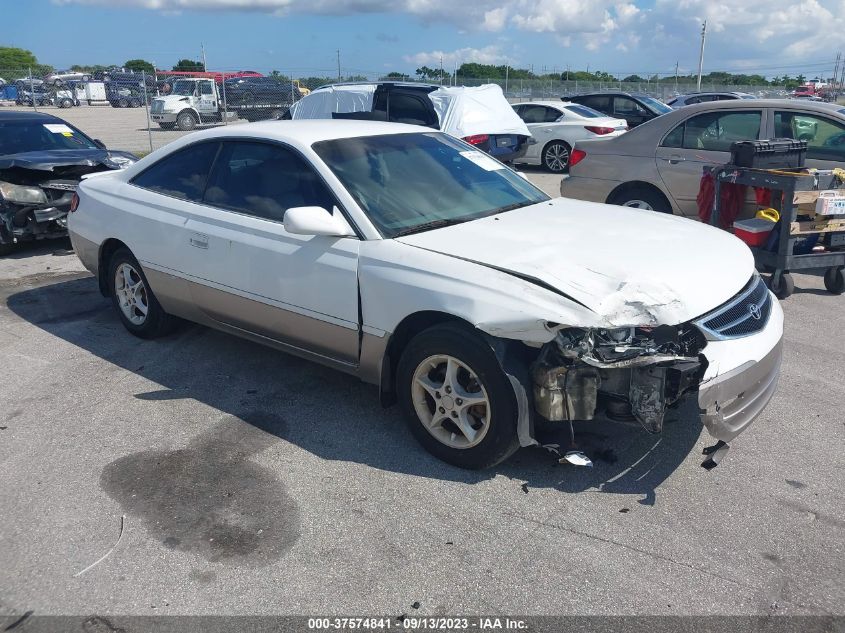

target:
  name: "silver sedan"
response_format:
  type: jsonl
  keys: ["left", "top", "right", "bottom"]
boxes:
{"left": 561, "top": 99, "right": 845, "bottom": 216}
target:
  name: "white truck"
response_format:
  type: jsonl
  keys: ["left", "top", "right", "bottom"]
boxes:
{"left": 149, "top": 77, "right": 293, "bottom": 130}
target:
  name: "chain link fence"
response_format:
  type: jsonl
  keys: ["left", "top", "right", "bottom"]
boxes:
{"left": 0, "top": 66, "right": 800, "bottom": 156}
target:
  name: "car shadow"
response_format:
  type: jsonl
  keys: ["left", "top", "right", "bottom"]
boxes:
{"left": 5, "top": 275, "right": 703, "bottom": 503}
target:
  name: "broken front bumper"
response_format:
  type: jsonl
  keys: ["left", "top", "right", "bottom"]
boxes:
{"left": 697, "top": 298, "right": 784, "bottom": 442}
{"left": 532, "top": 291, "right": 784, "bottom": 442}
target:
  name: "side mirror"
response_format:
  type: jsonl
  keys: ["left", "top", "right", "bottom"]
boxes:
{"left": 93, "top": 139, "right": 107, "bottom": 149}
{"left": 284, "top": 206, "right": 355, "bottom": 237}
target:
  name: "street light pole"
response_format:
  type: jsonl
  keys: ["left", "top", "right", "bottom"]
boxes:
{"left": 696, "top": 20, "right": 707, "bottom": 91}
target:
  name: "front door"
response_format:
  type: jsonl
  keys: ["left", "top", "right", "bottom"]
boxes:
{"left": 196, "top": 79, "right": 217, "bottom": 117}
{"left": 655, "top": 109, "right": 764, "bottom": 216}
{"left": 182, "top": 139, "right": 361, "bottom": 363}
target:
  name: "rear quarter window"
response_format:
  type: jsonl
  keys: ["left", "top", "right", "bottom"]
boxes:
{"left": 130, "top": 141, "right": 220, "bottom": 201}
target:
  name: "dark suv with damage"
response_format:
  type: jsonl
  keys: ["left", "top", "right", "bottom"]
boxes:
{"left": 0, "top": 111, "right": 137, "bottom": 254}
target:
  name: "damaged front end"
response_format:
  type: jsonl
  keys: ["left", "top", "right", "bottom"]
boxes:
{"left": 0, "top": 162, "right": 121, "bottom": 249}
{"left": 532, "top": 324, "right": 708, "bottom": 434}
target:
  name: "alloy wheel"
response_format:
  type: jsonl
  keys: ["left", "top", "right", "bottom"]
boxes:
{"left": 114, "top": 263, "right": 149, "bottom": 325}
{"left": 544, "top": 142, "right": 570, "bottom": 172}
{"left": 411, "top": 354, "right": 491, "bottom": 449}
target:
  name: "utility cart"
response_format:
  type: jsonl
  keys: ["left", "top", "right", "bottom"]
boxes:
{"left": 709, "top": 165, "right": 845, "bottom": 299}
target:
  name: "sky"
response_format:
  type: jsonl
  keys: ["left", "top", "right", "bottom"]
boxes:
{"left": 2, "top": 0, "right": 843, "bottom": 79}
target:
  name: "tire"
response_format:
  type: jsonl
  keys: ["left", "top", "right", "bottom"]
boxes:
{"left": 158, "top": 122, "right": 176, "bottom": 130}
{"left": 59, "top": 98, "right": 73, "bottom": 109}
{"left": 824, "top": 267, "right": 845, "bottom": 294}
{"left": 117, "top": 98, "right": 129, "bottom": 108}
{"left": 396, "top": 323, "right": 520, "bottom": 469}
{"left": 176, "top": 111, "right": 197, "bottom": 131}
{"left": 129, "top": 98, "right": 141, "bottom": 108}
{"left": 608, "top": 185, "right": 672, "bottom": 213}
{"left": 0, "top": 242, "right": 15, "bottom": 257}
{"left": 541, "top": 140, "right": 571, "bottom": 173}
{"left": 268, "top": 108, "right": 284, "bottom": 120}
{"left": 768, "top": 271, "right": 795, "bottom": 299}
{"left": 108, "top": 247, "right": 176, "bottom": 339}
{"left": 82, "top": 75, "right": 91, "bottom": 82}
{"left": 241, "top": 91, "right": 254, "bottom": 103}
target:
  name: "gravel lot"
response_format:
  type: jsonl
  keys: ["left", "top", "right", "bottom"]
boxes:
{"left": 0, "top": 119, "right": 843, "bottom": 622}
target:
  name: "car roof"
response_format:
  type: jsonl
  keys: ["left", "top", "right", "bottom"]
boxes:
{"left": 164, "top": 119, "right": 433, "bottom": 147}
{"left": 679, "top": 98, "right": 844, "bottom": 114}
{"left": 570, "top": 92, "right": 654, "bottom": 99}
{"left": 0, "top": 110, "right": 62, "bottom": 123}
{"left": 519, "top": 100, "right": 567, "bottom": 108}
{"left": 316, "top": 81, "right": 439, "bottom": 91}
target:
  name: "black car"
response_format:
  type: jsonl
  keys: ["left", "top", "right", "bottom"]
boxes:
{"left": 566, "top": 92, "right": 673, "bottom": 128}
{"left": 222, "top": 76, "right": 297, "bottom": 105}
{"left": 0, "top": 111, "right": 137, "bottom": 253}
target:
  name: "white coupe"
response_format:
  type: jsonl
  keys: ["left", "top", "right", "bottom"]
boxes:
{"left": 513, "top": 101, "right": 628, "bottom": 173}
{"left": 68, "top": 120, "right": 783, "bottom": 469}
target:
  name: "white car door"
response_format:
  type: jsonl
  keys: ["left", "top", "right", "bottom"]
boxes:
{"left": 516, "top": 104, "right": 564, "bottom": 162}
{"left": 182, "top": 139, "right": 361, "bottom": 363}
{"left": 128, "top": 138, "right": 361, "bottom": 364}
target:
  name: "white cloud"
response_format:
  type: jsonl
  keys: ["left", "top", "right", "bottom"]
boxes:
{"left": 403, "top": 46, "right": 509, "bottom": 67}
{"left": 53, "top": 0, "right": 845, "bottom": 70}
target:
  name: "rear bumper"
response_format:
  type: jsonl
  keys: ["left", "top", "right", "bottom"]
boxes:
{"left": 559, "top": 173, "right": 620, "bottom": 203}
{"left": 697, "top": 295, "right": 784, "bottom": 442}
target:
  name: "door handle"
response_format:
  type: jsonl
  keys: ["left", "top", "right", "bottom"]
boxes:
{"left": 660, "top": 155, "right": 685, "bottom": 164}
{"left": 189, "top": 232, "right": 209, "bottom": 249}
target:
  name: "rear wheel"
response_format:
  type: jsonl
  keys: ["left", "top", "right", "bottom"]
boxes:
{"left": 541, "top": 141, "right": 571, "bottom": 173}
{"left": 117, "top": 98, "right": 129, "bottom": 108}
{"left": 108, "top": 247, "right": 176, "bottom": 339}
{"left": 396, "top": 323, "right": 520, "bottom": 469}
{"left": 608, "top": 185, "right": 672, "bottom": 213}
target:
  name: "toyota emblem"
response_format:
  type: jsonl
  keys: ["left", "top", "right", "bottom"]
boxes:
{"left": 748, "top": 303, "right": 762, "bottom": 320}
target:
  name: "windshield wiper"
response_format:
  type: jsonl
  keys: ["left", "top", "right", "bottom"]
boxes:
{"left": 392, "top": 218, "right": 466, "bottom": 237}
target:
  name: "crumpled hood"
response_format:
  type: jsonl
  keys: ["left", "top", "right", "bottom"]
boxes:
{"left": 0, "top": 149, "right": 137, "bottom": 172}
{"left": 396, "top": 198, "right": 755, "bottom": 327}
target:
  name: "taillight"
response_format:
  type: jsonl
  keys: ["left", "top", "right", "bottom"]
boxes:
{"left": 463, "top": 134, "right": 490, "bottom": 146}
{"left": 584, "top": 126, "right": 615, "bottom": 135}
{"left": 69, "top": 192, "right": 80, "bottom": 213}
{"left": 569, "top": 149, "right": 587, "bottom": 168}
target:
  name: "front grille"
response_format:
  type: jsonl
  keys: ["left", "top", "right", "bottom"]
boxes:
{"left": 695, "top": 274, "right": 771, "bottom": 339}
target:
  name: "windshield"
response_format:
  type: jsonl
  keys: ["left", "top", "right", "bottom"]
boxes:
{"left": 0, "top": 120, "right": 99, "bottom": 154}
{"left": 171, "top": 80, "right": 196, "bottom": 96}
{"left": 639, "top": 96, "right": 673, "bottom": 114}
{"left": 313, "top": 132, "right": 549, "bottom": 238}
{"left": 564, "top": 104, "right": 605, "bottom": 118}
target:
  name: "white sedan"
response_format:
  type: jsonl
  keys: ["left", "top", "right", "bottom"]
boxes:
{"left": 513, "top": 101, "right": 628, "bottom": 173}
{"left": 68, "top": 120, "right": 783, "bottom": 469}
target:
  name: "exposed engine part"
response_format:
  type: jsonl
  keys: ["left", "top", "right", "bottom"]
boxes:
{"left": 532, "top": 325, "right": 707, "bottom": 431}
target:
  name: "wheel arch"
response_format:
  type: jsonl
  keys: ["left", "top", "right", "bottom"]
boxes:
{"left": 378, "top": 311, "right": 473, "bottom": 407}
{"left": 606, "top": 180, "right": 674, "bottom": 213}
{"left": 97, "top": 238, "right": 131, "bottom": 297}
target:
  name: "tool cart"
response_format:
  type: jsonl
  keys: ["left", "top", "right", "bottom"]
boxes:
{"left": 708, "top": 140, "right": 845, "bottom": 299}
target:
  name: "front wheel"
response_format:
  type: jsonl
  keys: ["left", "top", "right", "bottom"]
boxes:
{"left": 542, "top": 141, "right": 571, "bottom": 173}
{"left": 768, "top": 271, "right": 795, "bottom": 299}
{"left": 396, "top": 323, "right": 520, "bottom": 469}
{"left": 108, "top": 247, "right": 176, "bottom": 339}
{"left": 176, "top": 111, "right": 197, "bottom": 131}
